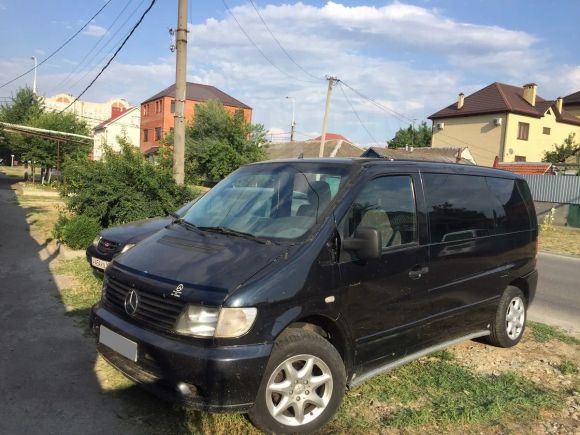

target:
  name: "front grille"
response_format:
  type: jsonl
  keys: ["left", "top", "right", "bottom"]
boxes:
{"left": 98, "top": 238, "right": 121, "bottom": 255}
{"left": 104, "top": 276, "right": 186, "bottom": 332}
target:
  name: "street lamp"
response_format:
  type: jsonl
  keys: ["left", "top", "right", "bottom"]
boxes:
{"left": 11, "top": 154, "right": 14, "bottom": 167}
{"left": 30, "top": 56, "right": 37, "bottom": 94}
{"left": 285, "top": 96, "right": 296, "bottom": 142}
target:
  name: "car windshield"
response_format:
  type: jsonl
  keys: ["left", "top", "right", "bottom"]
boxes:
{"left": 182, "top": 162, "right": 352, "bottom": 241}
{"left": 174, "top": 193, "right": 205, "bottom": 217}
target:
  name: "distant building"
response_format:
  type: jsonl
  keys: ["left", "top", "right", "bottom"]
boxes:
{"left": 563, "top": 91, "right": 580, "bottom": 119}
{"left": 361, "top": 146, "right": 476, "bottom": 164}
{"left": 139, "top": 83, "right": 252, "bottom": 154}
{"left": 92, "top": 107, "right": 141, "bottom": 160}
{"left": 265, "top": 138, "right": 363, "bottom": 160}
{"left": 44, "top": 93, "right": 131, "bottom": 129}
{"left": 310, "top": 133, "right": 351, "bottom": 142}
{"left": 492, "top": 158, "right": 554, "bottom": 175}
{"left": 429, "top": 83, "right": 580, "bottom": 166}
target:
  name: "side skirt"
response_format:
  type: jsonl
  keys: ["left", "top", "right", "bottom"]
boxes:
{"left": 348, "top": 330, "right": 490, "bottom": 388}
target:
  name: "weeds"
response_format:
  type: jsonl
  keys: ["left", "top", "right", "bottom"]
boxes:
{"left": 527, "top": 321, "right": 580, "bottom": 345}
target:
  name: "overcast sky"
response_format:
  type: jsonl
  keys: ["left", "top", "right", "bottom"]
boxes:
{"left": 0, "top": 0, "right": 579, "bottom": 146}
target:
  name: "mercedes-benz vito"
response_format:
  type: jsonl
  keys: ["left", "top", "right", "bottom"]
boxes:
{"left": 90, "top": 158, "right": 538, "bottom": 433}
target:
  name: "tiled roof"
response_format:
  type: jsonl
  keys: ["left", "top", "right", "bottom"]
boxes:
{"left": 362, "top": 146, "right": 474, "bottom": 165}
{"left": 563, "top": 90, "right": 580, "bottom": 106}
{"left": 494, "top": 161, "right": 554, "bottom": 175}
{"left": 142, "top": 82, "right": 251, "bottom": 109}
{"left": 264, "top": 140, "right": 363, "bottom": 160}
{"left": 93, "top": 107, "right": 136, "bottom": 130}
{"left": 429, "top": 82, "right": 580, "bottom": 126}
{"left": 310, "top": 133, "right": 351, "bottom": 142}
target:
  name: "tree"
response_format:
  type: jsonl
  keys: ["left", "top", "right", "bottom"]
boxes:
{"left": 61, "top": 138, "right": 196, "bottom": 227}
{"left": 542, "top": 133, "right": 577, "bottom": 164}
{"left": 160, "top": 100, "right": 267, "bottom": 182}
{"left": 0, "top": 87, "right": 90, "bottom": 175}
{"left": 388, "top": 121, "right": 432, "bottom": 148}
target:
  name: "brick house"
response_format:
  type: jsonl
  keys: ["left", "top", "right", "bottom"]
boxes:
{"left": 140, "top": 82, "right": 252, "bottom": 154}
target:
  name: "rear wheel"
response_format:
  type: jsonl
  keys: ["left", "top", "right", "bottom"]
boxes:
{"left": 487, "top": 286, "right": 527, "bottom": 347}
{"left": 248, "top": 329, "right": 345, "bottom": 434}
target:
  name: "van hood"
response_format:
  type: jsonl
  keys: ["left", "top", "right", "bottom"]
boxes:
{"left": 111, "top": 224, "right": 287, "bottom": 305}
{"left": 100, "top": 216, "right": 172, "bottom": 245}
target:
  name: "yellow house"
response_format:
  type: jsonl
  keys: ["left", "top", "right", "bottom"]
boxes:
{"left": 563, "top": 91, "right": 580, "bottom": 118}
{"left": 429, "top": 83, "right": 580, "bottom": 166}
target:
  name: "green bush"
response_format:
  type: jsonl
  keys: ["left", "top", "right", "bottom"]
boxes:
{"left": 61, "top": 215, "right": 101, "bottom": 250}
{"left": 60, "top": 139, "right": 197, "bottom": 227}
{"left": 52, "top": 212, "right": 70, "bottom": 241}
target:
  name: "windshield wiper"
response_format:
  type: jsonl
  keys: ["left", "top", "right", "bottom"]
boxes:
{"left": 198, "top": 226, "right": 273, "bottom": 245}
{"left": 175, "top": 218, "right": 205, "bottom": 236}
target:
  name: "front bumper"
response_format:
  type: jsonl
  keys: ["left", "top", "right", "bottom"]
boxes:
{"left": 86, "top": 245, "right": 114, "bottom": 273}
{"left": 91, "top": 305, "right": 272, "bottom": 412}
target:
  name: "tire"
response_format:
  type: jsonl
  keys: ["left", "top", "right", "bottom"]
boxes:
{"left": 486, "top": 286, "right": 527, "bottom": 348}
{"left": 248, "top": 329, "right": 346, "bottom": 434}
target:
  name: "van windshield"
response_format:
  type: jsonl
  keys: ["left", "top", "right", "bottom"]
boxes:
{"left": 182, "top": 162, "right": 351, "bottom": 241}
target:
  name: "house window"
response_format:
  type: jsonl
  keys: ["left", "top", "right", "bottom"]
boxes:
{"left": 517, "top": 122, "right": 529, "bottom": 140}
{"left": 515, "top": 155, "right": 526, "bottom": 162}
{"left": 158, "top": 99, "right": 163, "bottom": 113}
{"left": 543, "top": 127, "right": 551, "bottom": 135}
{"left": 155, "top": 127, "right": 162, "bottom": 141}
{"left": 170, "top": 100, "right": 175, "bottom": 113}
{"left": 143, "top": 129, "right": 149, "bottom": 142}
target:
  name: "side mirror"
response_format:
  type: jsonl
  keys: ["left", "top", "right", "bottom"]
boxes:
{"left": 342, "top": 227, "right": 382, "bottom": 260}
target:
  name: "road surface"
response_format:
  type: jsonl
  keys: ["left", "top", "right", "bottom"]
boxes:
{"left": 529, "top": 252, "right": 580, "bottom": 334}
{"left": 0, "top": 173, "right": 142, "bottom": 435}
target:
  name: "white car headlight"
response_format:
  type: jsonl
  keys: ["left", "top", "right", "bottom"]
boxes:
{"left": 93, "top": 235, "right": 102, "bottom": 246}
{"left": 120, "top": 243, "right": 135, "bottom": 253}
{"left": 175, "top": 305, "right": 257, "bottom": 338}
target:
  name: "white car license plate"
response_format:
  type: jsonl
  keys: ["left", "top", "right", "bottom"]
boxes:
{"left": 99, "top": 326, "right": 138, "bottom": 362}
{"left": 91, "top": 257, "right": 109, "bottom": 270}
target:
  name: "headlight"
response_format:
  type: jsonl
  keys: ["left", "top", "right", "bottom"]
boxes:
{"left": 93, "top": 235, "right": 102, "bottom": 246}
{"left": 121, "top": 243, "right": 135, "bottom": 253}
{"left": 175, "top": 305, "right": 257, "bottom": 338}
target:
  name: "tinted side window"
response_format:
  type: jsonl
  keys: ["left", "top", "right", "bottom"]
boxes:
{"left": 342, "top": 175, "right": 417, "bottom": 249}
{"left": 423, "top": 173, "right": 495, "bottom": 243}
{"left": 485, "top": 177, "right": 531, "bottom": 232}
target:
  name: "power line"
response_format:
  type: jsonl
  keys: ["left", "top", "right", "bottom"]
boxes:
{"left": 222, "top": 0, "right": 315, "bottom": 84}
{"left": 0, "top": 0, "right": 113, "bottom": 90}
{"left": 340, "top": 80, "right": 413, "bottom": 124}
{"left": 338, "top": 83, "right": 379, "bottom": 145}
{"left": 247, "top": 0, "right": 322, "bottom": 83}
{"left": 50, "top": 0, "right": 138, "bottom": 94}
{"left": 63, "top": 0, "right": 148, "bottom": 96}
{"left": 60, "top": 0, "right": 157, "bottom": 113}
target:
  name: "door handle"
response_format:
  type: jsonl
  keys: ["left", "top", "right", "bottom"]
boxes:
{"left": 409, "top": 266, "right": 429, "bottom": 280}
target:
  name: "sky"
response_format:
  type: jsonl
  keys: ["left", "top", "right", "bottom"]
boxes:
{"left": 0, "top": 0, "right": 579, "bottom": 146}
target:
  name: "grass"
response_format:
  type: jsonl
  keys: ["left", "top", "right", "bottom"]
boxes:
{"left": 556, "top": 360, "right": 578, "bottom": 375}
{"left": 527, "top": 321, "right": 580, "bottom": 345}
{"left": 1, "top": 165, "right": 25, "bottom": 178}
{"left": 53, "top": 257, "right": 102, "bottom": 320}
{"left": 538, "top": 226, "right": 580, "bottom": 257}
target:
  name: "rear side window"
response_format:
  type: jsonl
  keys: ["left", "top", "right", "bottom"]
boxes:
{"left": 342, "top": 175, "right": 417, "bottom": 249}
{"left": 422, "top": 173, "right": 495, "bottom": 243}
{"left": 485, "top": 177, "right": 531, "bottom": 232}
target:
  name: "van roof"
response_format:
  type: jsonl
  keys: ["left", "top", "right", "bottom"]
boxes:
{"left": 250, "top": 158, "right": 523, "bottom": 180}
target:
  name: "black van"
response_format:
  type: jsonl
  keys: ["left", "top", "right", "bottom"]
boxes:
{"left": 91, "top": 159, "right": 538, "bottom": 433}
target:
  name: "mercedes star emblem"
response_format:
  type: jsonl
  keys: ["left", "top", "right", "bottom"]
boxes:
{"left": 124, "top": 289, "right": 139, "bottom": 316}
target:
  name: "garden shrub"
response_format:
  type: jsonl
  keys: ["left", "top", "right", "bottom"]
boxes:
{"left": 60, "top": 139, "right": 197, "bottom": 228}
{"left": 61, "top": 215, "right": 102, "bottom": 250}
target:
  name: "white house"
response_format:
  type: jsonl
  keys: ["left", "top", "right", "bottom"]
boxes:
{"left": 92, "top": 107, "right": 141, "bottom": 160}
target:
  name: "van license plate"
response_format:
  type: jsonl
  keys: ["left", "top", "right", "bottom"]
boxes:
{"left": 91, "top": 257, "right": 109, "bottom": 270}
{"left": 99, "top": 326, "right": 138, "bottom": 362}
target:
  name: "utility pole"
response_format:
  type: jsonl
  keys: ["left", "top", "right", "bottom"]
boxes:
{"left": 31, "top": 56, "right": 37, "bottom": 94}
{"left": 286, "top": 96, "right": 296, "bottom": 142}
{"left": 319, "top": 75, "right": 339, "bottom": 157}
{"left": 173, "top": 0, "right": 188, "bottom": 185}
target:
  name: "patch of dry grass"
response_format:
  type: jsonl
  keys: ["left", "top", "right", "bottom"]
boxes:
{"left": 539, "top": 226, "right": 580, "bottom": 257}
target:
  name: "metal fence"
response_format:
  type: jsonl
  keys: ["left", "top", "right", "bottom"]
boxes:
{"left": 522, "top": 175, "right": 580, "bottom": 205}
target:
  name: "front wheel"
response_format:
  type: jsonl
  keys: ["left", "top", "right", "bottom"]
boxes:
{"left": 486, "top": 286, "right": 527, "bottom": 348}
{"left": 248, "top": 329, "right": 346, "bottom": 434}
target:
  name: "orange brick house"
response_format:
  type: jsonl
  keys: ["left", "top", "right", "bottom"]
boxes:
{"left": 140, "top": 82, "right": 252, "bottom": 154}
